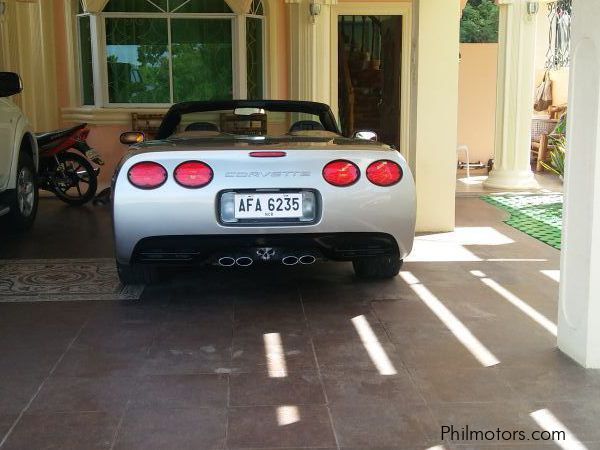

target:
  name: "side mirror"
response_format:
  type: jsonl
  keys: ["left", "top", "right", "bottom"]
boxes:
{"left": 353, "top": 130, "right": 378, "bottom": 141}
{"left": 0, "top": 72, "right": 23, "bottom": 98}
{"left": 120, "top": 131, "right": 145, "bottom": 145}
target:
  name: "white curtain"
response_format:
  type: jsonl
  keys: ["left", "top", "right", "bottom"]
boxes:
{"left": 225, "top": 0, "right": 253, "bottom": 14}
{"left": 81, "top": 0, "right": 109, "bottom": 13}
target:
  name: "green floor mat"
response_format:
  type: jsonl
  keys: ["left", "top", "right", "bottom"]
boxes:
{"left": 481, "top": 194, "right": 563, "bottom": 249}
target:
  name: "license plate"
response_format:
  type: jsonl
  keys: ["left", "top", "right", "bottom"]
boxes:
{"left": 234, "top": 193, "right": 303, "bottom": 219}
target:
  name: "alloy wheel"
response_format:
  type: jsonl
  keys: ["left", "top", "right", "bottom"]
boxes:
{"left": 17, "top": 166, "right": 35, "bottom": 217}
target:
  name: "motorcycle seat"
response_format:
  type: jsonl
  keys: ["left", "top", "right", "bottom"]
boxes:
{"left": 35, "top": 123, "right": 87, "bottom": 147}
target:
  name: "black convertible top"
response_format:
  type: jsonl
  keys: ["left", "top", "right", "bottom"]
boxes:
{"left": 155, "top": 100, "right": 341, "bottom": 139}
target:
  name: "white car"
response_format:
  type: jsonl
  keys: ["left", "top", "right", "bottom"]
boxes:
{"left": 0, "top": 72, "right": 39, "bottom": 230}
{"left": 113, "top": 100, "right": 416, "bottom": 284}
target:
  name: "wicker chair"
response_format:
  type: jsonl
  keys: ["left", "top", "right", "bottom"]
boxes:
{"left": 531, "top": 105, "right": 567, "bottom": 172}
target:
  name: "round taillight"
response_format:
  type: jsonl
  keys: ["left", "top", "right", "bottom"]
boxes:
{"left": 366, "top": 160, "right": 403, "bottom": 186}
{"left": 174, "top": 161, "right": 213, "bottom": 188}
{"left": 127, "top": 162, "right": 167, "bottom": 189}
{"left": 322, "top": 160, "right": 360, "bottom": 187}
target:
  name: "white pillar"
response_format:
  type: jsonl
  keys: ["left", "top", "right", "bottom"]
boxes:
{"left": 557, "top": 0, "right": 600, "bottom": 368}
{"left": 412, "top": 0, "right": 460, "bottom": 231}
{"left": 484, "top": 0, "right": 539, "bottom": 190}
{"left": 286, "top": 0, "right": 334, "bottom": 103}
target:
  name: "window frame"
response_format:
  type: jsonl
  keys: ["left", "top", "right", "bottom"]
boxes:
{"left": 77, "top": 1, "right": 266, "bottom": 108}
{"left": 75, "top": 12, "right": 95, "bottom": 106}
{"left": 245, "top": 12, "right": 266, "bottom": 100}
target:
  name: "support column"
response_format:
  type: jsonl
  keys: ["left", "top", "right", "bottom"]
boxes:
{"left": 484, "top": 0, "right": 539, "bottom": 189}
{"left": 412, "top": 0, "right": 461, "bottom": 231}
{"left": 557, "top": 0, "right": 600, "bottom": 368}
{"left": 286, "top": 0, "right": 335, "bottom": 103}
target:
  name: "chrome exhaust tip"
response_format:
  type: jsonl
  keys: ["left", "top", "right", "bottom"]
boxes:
{"left": 298, "top": 255, "right": 317, "bottom": 265}
{"left": 282, "top": 256, "right": 299, "bottom": 266}
{"left": 218, "top": 257, "right": 236, "bottom": 267}
{"left": 236, "top": 256, "right": 254, "bottom": 267}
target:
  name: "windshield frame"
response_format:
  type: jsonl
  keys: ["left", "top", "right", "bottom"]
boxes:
{"left": 155, "top": 100, "right": 341, "bottom": 139}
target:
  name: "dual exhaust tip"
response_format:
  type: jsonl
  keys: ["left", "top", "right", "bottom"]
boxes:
{"left": 218, "top": 256, "right": 252, "bottom": 267}
{"left": 282, "top": 255, "right": 316, "bottom": 266}
{"left": 218, "top": 254, "right": 316, "bottom": 267}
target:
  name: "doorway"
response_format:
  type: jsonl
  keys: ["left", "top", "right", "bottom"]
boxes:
{"left": 337, "top": 15, "right": 403, "bottom": 148}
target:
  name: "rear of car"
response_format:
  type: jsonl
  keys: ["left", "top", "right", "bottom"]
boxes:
{"left": 112, "top": 101, "right": 416, "bottom": 284}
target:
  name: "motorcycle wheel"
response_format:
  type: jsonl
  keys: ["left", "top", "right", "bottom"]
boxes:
{"left": 51, "top": 152, "right": 98, "bottom": 206}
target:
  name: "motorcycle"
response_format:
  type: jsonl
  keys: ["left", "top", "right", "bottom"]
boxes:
{"left": 36, "top": 123, "right": 104, "bottom": 206}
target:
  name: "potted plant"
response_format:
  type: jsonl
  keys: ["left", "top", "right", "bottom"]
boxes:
{"left": 541, "top": 135, "right": 566, "bottom": 180}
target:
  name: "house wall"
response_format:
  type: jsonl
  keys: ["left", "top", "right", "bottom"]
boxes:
{"left": 2, "top": 0, "right": 461, "bottom": 232}
{"left": 52, "top": 0, "right": 292, "bottom": 187}
{"left": 457, "top": 43, "right": 498, "bottom": 165}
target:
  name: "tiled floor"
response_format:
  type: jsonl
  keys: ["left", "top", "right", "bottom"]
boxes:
{"left": 1, "top": 197, "right": 599, "bottom": 450}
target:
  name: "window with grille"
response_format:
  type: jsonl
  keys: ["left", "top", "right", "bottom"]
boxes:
{"left": 76, "top": 0, "right": 265, "bottom": 106}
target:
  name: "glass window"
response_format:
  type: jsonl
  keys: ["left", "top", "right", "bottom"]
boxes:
{"left": 248, "top": 0, "right": 263, "bottom": 16}
{"left": 171, "top": 19, "right": 233, "bottom": 102}
{"left": 77, "top": 15, "right": 95, "bottom": 105}
{"left": 104, "top": 0, "right": 167, "bottom": 13}
{"left": 246, "top": 17, "right": 263, "bottom": 100}
{"left": 77, "top": 0, "right": 264, "bottom": 106}
{"left": 105, "top": 18, "right": 170, "bottom": 103}
{"left": 171, "top": 0, "right": 232, "bottom": 13}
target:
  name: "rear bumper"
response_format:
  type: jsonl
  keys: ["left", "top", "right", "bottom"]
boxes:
{"left": 112, "top": 148, "right": 416, "bottom": 264}
{"left": 130, "top": 232, "right": 400, "bottom": 266}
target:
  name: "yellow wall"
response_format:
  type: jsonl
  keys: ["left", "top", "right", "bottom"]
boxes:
{"left": 534, "top": 67, "right": 570, "bottom": 109}
{"left": 457, "top": 43, "right": 498, "bottom": 164}
{"left": 270, "top": 0, "right": 289, "bottom": 100}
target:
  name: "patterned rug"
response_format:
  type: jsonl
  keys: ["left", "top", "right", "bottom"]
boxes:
{"left": 0, "top": 259, "right": 144, "bottom": 302}
{"left": 481, "top": 194, "right": 563, "bottom": 249}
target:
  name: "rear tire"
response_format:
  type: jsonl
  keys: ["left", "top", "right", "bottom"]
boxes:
{"left": 52, "top": 152, "right": 97, "bottom": 206}
{"left": 117, "top": 262, "right": 159, "bottom": 285}
{"left": 6, "top": 152, "right": 38, "bottom": 231}
{"left": 353, "top": 256, "right": 403, "bottom": 279}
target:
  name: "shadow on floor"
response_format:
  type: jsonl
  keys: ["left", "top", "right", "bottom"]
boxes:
{"left": 0, "top": 197, "right": 599, "bottom": 450}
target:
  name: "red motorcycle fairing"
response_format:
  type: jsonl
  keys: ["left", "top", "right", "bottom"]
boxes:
{"left": 36, "top": 124, "right": 90, "bottom": 157}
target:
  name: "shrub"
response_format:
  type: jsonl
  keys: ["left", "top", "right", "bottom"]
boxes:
{"left": 460, "top": 0, "right": 499, "bottom": 43}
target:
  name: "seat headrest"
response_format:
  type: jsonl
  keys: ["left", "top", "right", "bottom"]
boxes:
{"left": 185, "top": 122, "right": 220, "bottom": 132}
{"left": 289, "top": 120, "right": 325, "bottom": 133}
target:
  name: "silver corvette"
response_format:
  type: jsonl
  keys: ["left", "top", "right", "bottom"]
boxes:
{"left": 112, "top": 100, "right": 415, "bottom": 284}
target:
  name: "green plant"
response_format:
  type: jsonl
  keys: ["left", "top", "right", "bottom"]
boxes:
{"left": 460, "top": 0, "right": 499, "bottom": 43}
{"left": 541, "top": 136, "right": 566, "bottom": 177}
